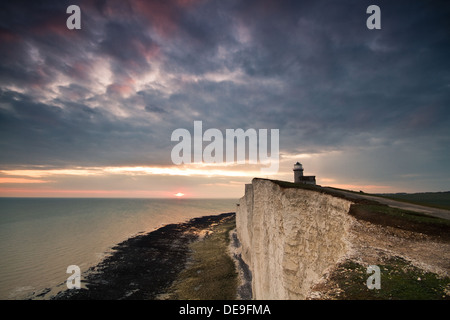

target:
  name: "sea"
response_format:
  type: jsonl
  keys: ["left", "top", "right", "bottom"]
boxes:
{"left": 0, "top": 197, "right": 237, "bottom": 300}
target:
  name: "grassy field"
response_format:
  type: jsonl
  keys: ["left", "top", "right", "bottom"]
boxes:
{"left": 272, "top": 178, "right": 450, "bottom": 212}
{"left": 377, "top": 192, "right": 450, "bottom": 210}
{"left": 327, "top": 257, "right": 450, "bottom": 300}
{"left": 349, "top": 202, "right": 450, "bottom": 241}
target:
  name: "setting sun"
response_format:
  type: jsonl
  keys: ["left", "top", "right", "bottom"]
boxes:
{"left": 174, "top": 192, "right": 185, "bottom": 197}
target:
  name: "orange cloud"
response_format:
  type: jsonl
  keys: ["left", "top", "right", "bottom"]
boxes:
{"left": 0, "top": 168, "right": 102, "bottom": 178}
{"left": 107, "top": 83, "right": 135, "bottom": 98}
{"left": 0, "top": 187, "right": 176, "bottom": 198}
{"left": 0, "top": 178, "right": 50, "bottom": 184}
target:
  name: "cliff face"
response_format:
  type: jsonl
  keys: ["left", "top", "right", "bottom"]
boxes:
{"left": 236, "top": 179, "right": 354, "bottom": 299}
{"left": 235, "top": 178, "right": 450, "bottom": 300}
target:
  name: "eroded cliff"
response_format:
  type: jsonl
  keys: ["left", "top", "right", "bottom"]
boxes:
{"left": 236, "top": 179, "right": 354, "bottom": 299}
{"left": 235, "top": 178, "right": 450, "bottom": 300}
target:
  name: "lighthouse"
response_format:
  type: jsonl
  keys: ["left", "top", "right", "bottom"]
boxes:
{"left": 293, "top": 162, "right": 316, "bottom": 185}
{"left": 293, "top": 162, "right": 304, "bottom": 183}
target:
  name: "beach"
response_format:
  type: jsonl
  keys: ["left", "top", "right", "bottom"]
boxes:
{"left": 53, "top": 212, "right": 241, "bottom": 300}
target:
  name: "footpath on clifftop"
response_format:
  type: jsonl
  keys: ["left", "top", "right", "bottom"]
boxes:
{"left": 321, "top": 187, "right": 450, "bottom": 221}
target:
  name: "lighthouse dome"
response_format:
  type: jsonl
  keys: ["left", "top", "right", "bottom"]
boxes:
{"left": 293, "top": 162, "right": 303, "bottom": 170}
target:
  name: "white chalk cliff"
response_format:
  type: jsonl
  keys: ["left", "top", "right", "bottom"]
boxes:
{"left": 236, "top": 179, "right": 353, "bottom": 299}
{"left": 235, "top": 178, "right": 450, "bottom": 300}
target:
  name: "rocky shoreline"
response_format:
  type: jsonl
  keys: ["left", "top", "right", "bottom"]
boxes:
{"left": 53, "top": 212, "right": 236, "bottom": 300}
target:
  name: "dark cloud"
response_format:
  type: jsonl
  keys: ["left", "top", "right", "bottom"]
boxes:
{"left": 98, "top": 20, "right": 158, "bottom": 77}
{"left": 144, "top": 105, "right": 167, "bottom": 114}
{"left": 0, "top": 88, "right": 171, "bottom": 167}
{"left": 0, "top": 0, "right": 449, "bottom": 190}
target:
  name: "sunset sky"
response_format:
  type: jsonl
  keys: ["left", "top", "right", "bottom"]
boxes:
{"left": 0, "top": 0, "right": 449, "bottom": 198}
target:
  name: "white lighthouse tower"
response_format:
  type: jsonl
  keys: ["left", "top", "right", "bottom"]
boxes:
{"left": 293, "top": 162, "right": 304, "bottom": 183}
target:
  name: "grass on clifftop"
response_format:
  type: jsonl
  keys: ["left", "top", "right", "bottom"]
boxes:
{"left": 272, "top": 179, "right": 450, "bottom": 211}
{"left": 349, "top": 203, "right": 450, "bottom": 241}
{"left": 270, "top": 179, "right": 378, "bottom": 202}
{"left": 163, "top": 215, "right": 238, "bottom": 300}
{"left": 326, "top": 257, "right": 450, "bottom": 300}
{"left": 271, "top": 178, "right": 450, "bottom": 239}
{"left": 376, "top": 192, "right": 450, "bottom": 211}
{"left": 270, "top": 179, "right": 325, "bottom": 192}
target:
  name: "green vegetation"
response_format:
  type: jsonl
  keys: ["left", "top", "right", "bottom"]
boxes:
{"left": 271, "top": 179, "right": 379, "bottom": 203}
{"left": 270, "top": 178, "right": 450, "bottom": 300}
{"left": 378, "top": 192, "right": 450, "bottom": 210}
{"left": 270, "top": 179, "right": 324, "bottom": 192}
{"left": 165, "top": 216, "right": 238, "bottom": 300}
{"left": 272, "top": 178, "right": 450, "bottom": 238}
{"left": 349, "top": 203, "right": 450, "bottom": 242}
{"left": 281, "top": 179, "right": 450, "bottom": 211}
{"left": 325, "top": 185, "right": 450, "bottom": 210}
{"left": 351, "top": 203, "right": 450, "bottom": 227}
{"left": 329, "top": 258, "right": 450, "bottom": 300}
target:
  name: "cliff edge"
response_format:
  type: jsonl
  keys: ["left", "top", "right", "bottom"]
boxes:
{"left": 235, "top": 178, "right": 450, "bottom": 300}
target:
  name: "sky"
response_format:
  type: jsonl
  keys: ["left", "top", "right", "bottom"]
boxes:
{"left": 0, "top": 0, "right": 449, "bottom": 198}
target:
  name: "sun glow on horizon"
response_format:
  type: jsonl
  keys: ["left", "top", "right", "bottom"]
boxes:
{"left": 174, "top": 192, "right": 185, "bottom": 197}
{"left": 0, "top": 164, "right": 268, "bottom": 179}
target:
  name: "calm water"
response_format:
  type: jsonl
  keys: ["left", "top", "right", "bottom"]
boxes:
{"left": 0, "top": 198, "right": 237, "bottom": 300}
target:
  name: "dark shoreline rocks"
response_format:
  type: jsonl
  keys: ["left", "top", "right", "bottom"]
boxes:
{"left": 53, "top": 212, "right": 235, "bottom": 300}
